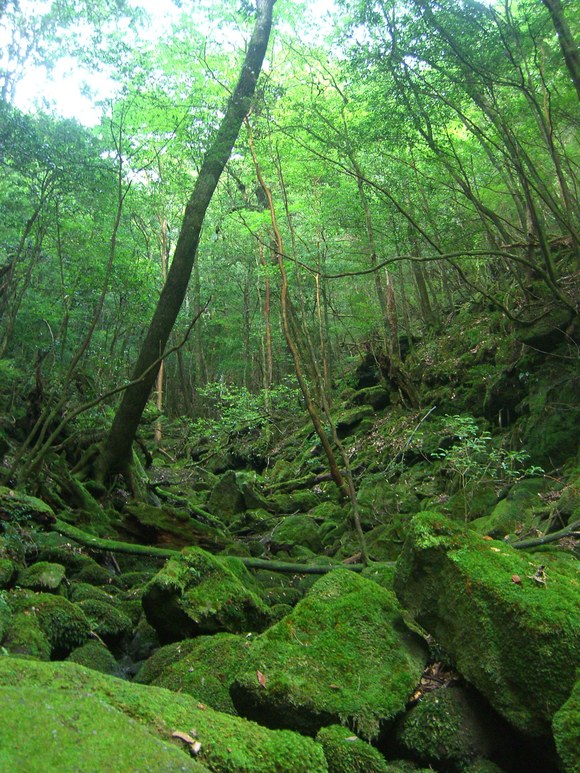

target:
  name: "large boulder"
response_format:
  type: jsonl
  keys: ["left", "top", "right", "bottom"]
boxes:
{"left": 142, "top": 547, "right": 271, "bottom": 643}
{"left": 136, "top": 632, "right": 250, "bottom": 715}
{"left": 394, "top": 511, "right": 579, "bottom": 736}
{"left": 0, "top": 657, "right": 327, "bottom": 772}
{"left": 231, "top": 569, "right": 426, "bottom": 740}
{"left": 552, "top": 679, "right": 580, "bottom": 773}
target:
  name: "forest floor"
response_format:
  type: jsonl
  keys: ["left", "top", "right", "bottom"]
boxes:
{"left": 0, "top": 301, "right": 578, "bottom": 773}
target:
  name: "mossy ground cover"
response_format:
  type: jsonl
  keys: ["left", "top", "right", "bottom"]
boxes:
{"left": 0, "top": 657, "right": 328, "bottom": 772}
{"left": 231, "top": 569, "right": 426, "bottom": 740}
{"left": 395, "top": 511, "right": 580, "bottom": 736}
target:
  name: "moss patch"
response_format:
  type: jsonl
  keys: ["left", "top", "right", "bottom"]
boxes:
{"left": 66, "top": 640, "right": 118, "bottom": 675}
{"left": 0, "top": 657, "right": 327, "bottom": 772}
{"left": 138, "top": 633, "right": 251, "bottom": 714}
{"left": 18, "top": 561, "right": 66, "bottom": 591}
{"left": 316, "top": 724, "right": 389, "bottom": 772}
{"left": 231, "top": 569, "right": 426, "bottom": 740}
{"left": 552, "top": 679, "right": 580, "bottom": 773}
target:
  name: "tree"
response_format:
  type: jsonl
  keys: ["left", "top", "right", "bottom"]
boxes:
{"left": 95, "top": 0, "right": 276, "bottom": 484}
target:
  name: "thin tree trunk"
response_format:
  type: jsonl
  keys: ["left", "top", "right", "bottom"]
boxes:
{"left": 541, "top": 0, "right": 580, "bottom": 101}
{"left": 98, "top": 0, "right": 276, "bottom": 478}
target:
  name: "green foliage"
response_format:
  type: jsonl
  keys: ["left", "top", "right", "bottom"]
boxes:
{"left": 431, "top": 415, "right": 543, "bottom": 517}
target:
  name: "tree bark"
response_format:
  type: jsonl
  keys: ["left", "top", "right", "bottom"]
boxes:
{"left": 99, "top": 0, "right": 276, "bottom": 478}
{"left": 541, "top": 0, "right": 580, "bottom": 101}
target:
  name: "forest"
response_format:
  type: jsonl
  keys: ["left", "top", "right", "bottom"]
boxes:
{"left": 0, "top": 0, "right": 578, "bottom": 770}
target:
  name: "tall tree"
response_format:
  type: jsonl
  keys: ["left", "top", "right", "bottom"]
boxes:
{"left": 96, "top": 0, "right": 276, "bottom": 483}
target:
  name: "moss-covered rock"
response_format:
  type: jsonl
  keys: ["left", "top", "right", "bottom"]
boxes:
{"left": 71, "top": 559, "right": 115, "bottom": 587}
{"left": 348, "top": 386, "right": 391, "bottom": 410}
{"left": 0, "top": 657, "right": 328, "bottom": 772}
{"left": 66, "top": 640, "right": 118, "bottom": 675}
{"left": 231, "top": 569, "right": 426, "bottom": 740}
{"left": 77, "top": 599, "right": 133, "bottom": 645}
{"left": 0, "top": 684, "right": 208, "bottom": 772}
{"left": 18, "top": 561, "right": 66, "bottom": 591}
{"left": 316, "top": 724, "right": 389, "bottom": 772}
{"left": 394, "top": 688, "right": 502, "bottom": 771}
{"left": 0, "top": 557, "right": 16, "bottom": 588}
{"left": 7, "top": 590, "right": 91, "bottom": 656}
{"left": 270, "top": 515, "right": 322, "bottom": 554}
{"left": 2, "top": 612, "right": 51, "bottom": 660}
{"left": 207, "top": 470, "right": 246, "bottom": 522}
{"left": 142, "top": 547, "right": 271, "bottom": 643}
{"left": 0, "top": 486, "right": 55, "bottom": 526}
{"left": 68, "top": 581, "right": 119, "bottom": 604}
{"left": 394, "top": 511, "right": 580, "bottom": 735}
{"left": 138, "top": 633, "right": 251, "bottom": 714}
{"left": 552, "top": 679, "right": 580, "bottom": 773}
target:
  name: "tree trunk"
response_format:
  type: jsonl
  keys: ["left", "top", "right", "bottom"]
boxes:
{"left": 541, "top": 0, "right": 580, "bottom": 101}
{"left": 98, "top": 0, "right": 276, "bottom": 478}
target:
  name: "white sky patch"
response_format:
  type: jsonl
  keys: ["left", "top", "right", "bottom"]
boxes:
{"left": 6, "top": 0, "right": 337, "bottom": 125}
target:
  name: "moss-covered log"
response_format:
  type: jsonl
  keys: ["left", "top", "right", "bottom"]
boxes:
{"left": 52, "top": 519, "right": 370, "bottom": 574}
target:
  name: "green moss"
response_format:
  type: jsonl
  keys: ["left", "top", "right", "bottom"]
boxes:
{"left": 71, "top": 560, "right": 114, "bottom": 586}
{"left": 0, "top": 558, "right": 16, "bottom": 588}
{"left": 7, "top": 590, "right": 90, "bottom": 655}
{"left": 77, "top": 599, "right": 133, "bottom": 644}
{"left": 66, "top": 640, "right": 118, "bottom": 675}
{"left": 0, "top": 486, "right": 55, "bottom": 525}
{"left": 18, "top": 561, "right": 66, "bottom": 591}
{"left": 0, "top": 684, "right": 207, "bottom": 772}
{"left": 271, "top": 515, "right": 322, "bottom": 553}
{"left": 0, "top": 594, "right": 11, "bottom": 639}
{"left": 395, "top": 511, "right": 580, "bottom": 735}
{"left": 231, "top": 569, "right": 426, "bottom": 740}
{"left": 2, "top": 612, "right": 51, "bottom": 660}
{"left": 316, "top": 725, "right": 388, "bottom": 772}
{"left": 395, "top": 689, "right": 495, "bottom": 769}
{"left": 0, "top": 657, "right": 328, "bottom": 772}
{"left": 117, "top": 570, "right": 155, "bottom": 589}
{"left": 552, "top": 679, "right": 580, "bottom": 773}
{"left": 68, "top": 581, "right": 119, "bottom": 604}
{"left": 140, "top": 633, "right": 252, "bottom": 715}
{"left": 142, "top": 547, "right": 271, "bottom": 643}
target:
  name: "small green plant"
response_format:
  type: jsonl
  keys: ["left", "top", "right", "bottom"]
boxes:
{"left": 432, "top": 415, "right": 543, "bottom": 519}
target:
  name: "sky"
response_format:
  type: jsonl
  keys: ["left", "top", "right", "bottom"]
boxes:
{"left": 6, "top": 0, "right": 337, "bottom": 125}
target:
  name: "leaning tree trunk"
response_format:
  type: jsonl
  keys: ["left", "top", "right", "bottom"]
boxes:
{"left": 97, "top": 0, "right": 276, "bottom": 480}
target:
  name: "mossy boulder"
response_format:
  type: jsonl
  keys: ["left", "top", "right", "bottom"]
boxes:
{"left": 2, "top": 612, "right": 51, "bottom": 660}
{"left": 207, "top": 470, "right": 246, "bottom": 522}
{"left": 137, "top": 633, "right": 251, "bottom": 714}
{"left": 470, "top": 479, "right": 546, "bottom": 538}
{"left": 18, "top": 561, "right": 66, "bottom": 591}
{"left": 0, "top": 486, "right": 55, "bottom": 526}
{"left": 231, "top": 569, "right": 426, "bottom": 740}
{"left": 6, "top": 590, "right": 91, "bottom": 657}
{"left": 0, "top": 657, "right": 327, "bottom": 772}
{"left": 0, "top": 557, "right": 16, "bottom": 588}
{"left": 270, "top": 515, "right": 322, "bottom": 554}
{"left": 348, "top": 385, "right": 391, "bottom": 410}
{"left": 316, "top": 724, "right": 389, "bottom": 772}
{"left": 77, "top": 599, "right": 133, "bottom": 645}
{"left": 393, "top": 688, "right": 503, "bottom": 771}
{"left": 552, "top": 679, "right": 580, "bottom": 773}
{"left": 66, "top": 640, "right": 118, "bottom": 675}
{"left": 335, "top": 405, "right": 375, "bottom": 438}
{"left": 142, "top": 547, "right": 271, "bottom": 643}
{"left": 395, "top": 511, "right": 580, "bottom": 735}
